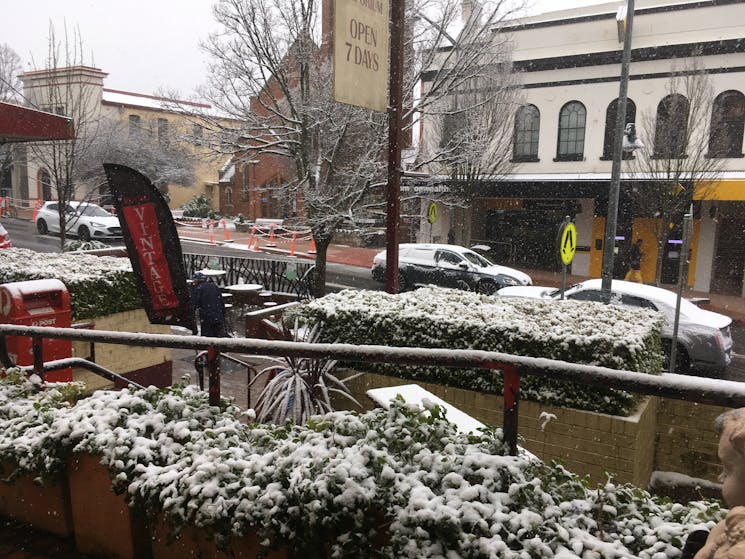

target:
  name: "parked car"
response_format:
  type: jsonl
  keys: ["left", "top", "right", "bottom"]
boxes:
{"left": 371, "top": 243, "right": 532, "bottom": 294}
{"left": 0, "top": 223, "right": 11, "bottom": 249}
{"left": 498, "top": 278, "right": 733, "bottom": 375}
{"left": 35, "top": 201, "right": 122, "bottom": 241}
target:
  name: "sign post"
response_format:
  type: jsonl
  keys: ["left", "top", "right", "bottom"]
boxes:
{"left": 333, "top": 0, "right": 399, "bottom": 294}
{"left": 558, "top": 217, "right": 577, "bottom": 300}
{"left": 333, "top": 0, "right": 389, "bottom": 112}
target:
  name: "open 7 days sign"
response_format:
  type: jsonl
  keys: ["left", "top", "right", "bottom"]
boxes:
{"left": 333, "top": 0, "right": 389, "bottom": 112}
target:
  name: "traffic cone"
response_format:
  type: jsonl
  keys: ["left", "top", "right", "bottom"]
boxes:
{"left": 266, "top": 224, "right": 276, "bottom": 247}
{"left": 247, "top": 227, "right": 256, "bottom": 250}
{"left": 209, "top": 220, "right": 215, "bottom": 245}
{"left": 221, "top": 218, "right": 231, "bottom": 241}
{"left": 289, "top": 232, "right": 297, "bottom": 257}
{"left": 249, "top": 227, "right": 261, "bottom": 252}
{"left": 308, "top": 237, "right": 316, "bottom": 254}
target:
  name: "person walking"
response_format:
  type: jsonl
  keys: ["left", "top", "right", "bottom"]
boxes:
{"left": 191, "top": 272, "right": 228, "bottom": 337}
{"left": 624, "top": 238, "right": 644, "bottom": 283}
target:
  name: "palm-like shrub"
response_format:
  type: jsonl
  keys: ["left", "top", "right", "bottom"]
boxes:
{"left": 251, "top": 321, "right": 361, "bottom": 424}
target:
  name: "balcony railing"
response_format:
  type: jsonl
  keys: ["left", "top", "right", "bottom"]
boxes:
{"left": 2, "top": 324, "right": 745, "bottom": 456}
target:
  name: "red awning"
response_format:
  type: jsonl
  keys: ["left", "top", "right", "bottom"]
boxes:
{"left": 0, "top": 102, "right": 75, "bottom": 143}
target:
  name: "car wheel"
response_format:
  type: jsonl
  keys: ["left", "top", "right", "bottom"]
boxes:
{"left": 456, "top": 280, "right": 471, "bottom": 291}
{"left": 36, "top": 219, "right": 48, "bottom": 235}
{"left": 78, "top": 226, "right": 91, "bottom": 242}
{"left": 475, "top": 279, "right": 498, "bottom": 295}
{"left": 397, "top": 271, "right": 408, "bottom": 292}
{"left": 662, "top": 339, "right": 690, "bottom": 374}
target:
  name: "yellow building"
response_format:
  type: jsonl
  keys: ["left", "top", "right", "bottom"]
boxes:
{"left": 14, "top": 66, "right": 229, "bottom": 210}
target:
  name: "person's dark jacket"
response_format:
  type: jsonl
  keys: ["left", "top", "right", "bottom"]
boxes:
{"left": 192, "top": 281, "right": 225, "bottom": 325}
{"left": 627, "top": 243, "right": 642, "bottom": 269}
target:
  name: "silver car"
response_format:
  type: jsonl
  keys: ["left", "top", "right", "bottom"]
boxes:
{"left": 498, "top": 278, "right": 733, "bottom": 375}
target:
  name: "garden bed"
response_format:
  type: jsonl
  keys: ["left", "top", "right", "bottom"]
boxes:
{"left": 0, "top": 248, "right": 139, "bottom": 320}
{"left": 293, "top": 287, "right": 665, "bottom": 416}
{"left": 0, "top": 372, "right": 724, "bottom": 558}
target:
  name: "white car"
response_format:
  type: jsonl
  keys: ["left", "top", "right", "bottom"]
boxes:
{"left": 371, "top": 243, "right": 532, "bottom": 294}
{"left": 35, "top": 201, "right": 122, "bottom": 241}
{"left": 498, "top": 278, "right": 733, "bottom": 375}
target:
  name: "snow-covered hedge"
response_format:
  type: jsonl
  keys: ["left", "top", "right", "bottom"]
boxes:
{"left": 0, "top": 248, "right": 139, "bottom": 320}
{"left": 0, "top": 373, "right": 722, "bottom": 558}
{"left": 293, "top": 287, "right": 666, "bottom": 416}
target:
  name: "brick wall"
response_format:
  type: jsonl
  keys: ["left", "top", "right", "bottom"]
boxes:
{"left": 344, "top": 372, "right": 724, "bottom": 488}
{"left": 71, "top": 309, "right": 172, "bottom": 393}
{"left": 654, "top": 398, "right": 726, "bottom": 482}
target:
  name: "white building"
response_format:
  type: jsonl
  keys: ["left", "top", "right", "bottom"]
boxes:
{"left": 420, "top": 0, "right": 745, "bottom": 296}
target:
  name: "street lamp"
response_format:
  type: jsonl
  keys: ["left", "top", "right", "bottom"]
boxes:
{"left": 600, "top": 0, "right": 636, "bottom": 302}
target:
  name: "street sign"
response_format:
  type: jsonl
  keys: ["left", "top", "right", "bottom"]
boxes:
{"left": 559, "top": 221, "right": 577, "bottom": 265}
{"left": 333, "top": 0, "right": 389, "bottom": 112}
{"left": 427, "top": 202, "right": 438, "bottom": 224}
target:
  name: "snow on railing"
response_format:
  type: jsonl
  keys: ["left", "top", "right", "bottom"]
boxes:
{"left": 1, "top": 323, "right": 745, "bottom": 457}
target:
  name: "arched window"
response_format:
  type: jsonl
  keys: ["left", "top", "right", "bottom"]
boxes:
{"left": 602, "top": 98, "right": 636, "bottom": 159}
{"left": 708, "top": 90, "right": 745, "bottom": 158}
{"left": 555, "top": 101, "right": 586, "bottom": 161}
{"left": 654, "top": 94, "right": 689, "bottom": 158}
{"left": 39, "top": 170, "right": 52, "bottom": 201}
{"left": 225, "top": 187, "right": 233, "bottom": 206}
{"left": 512, "top": 104, "right": 540, "bottom": 162}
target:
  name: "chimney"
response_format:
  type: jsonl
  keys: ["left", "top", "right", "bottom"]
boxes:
{"left": 322, "top": 0, "right": 333, "bottom": 58}
{"left": 462, "top": 0, "right": 474, "bottom": 24}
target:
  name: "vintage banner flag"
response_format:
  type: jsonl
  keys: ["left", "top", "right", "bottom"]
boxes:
{"left": 104, "top": 164, "right": 196, "bottom": 333}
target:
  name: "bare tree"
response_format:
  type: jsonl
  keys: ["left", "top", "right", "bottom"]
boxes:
{"left": 0, "top": 44, "right": 22, "bottom": 102}
{"left": 199, "top": 0, "right": 387, "bottom": 296}
{"left": 75, "top": 116, "right": 197, "bottom": 204}
{"left": 0, "top": 44, "right": 24, "bottom": 200}
{"left": 197, "top": 0, "right": 522, "bottom": 295}
{"left": 627, "top": 59, "right": 724, "bottom": 285}
{"left": 26, "top": 25, "right": 102, "bottom": 247}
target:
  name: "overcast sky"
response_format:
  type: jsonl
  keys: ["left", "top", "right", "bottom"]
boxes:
{"left": 2, "top": 0, "right": 612, "bottom": 99}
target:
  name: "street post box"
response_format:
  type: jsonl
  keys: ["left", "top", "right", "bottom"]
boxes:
{"left": 0, "top": 279, "right": 72, "bottom": 382}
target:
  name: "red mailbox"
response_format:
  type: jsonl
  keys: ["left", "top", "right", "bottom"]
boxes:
{"left": 0, "top": 279, "right": 72, "bottom": 382}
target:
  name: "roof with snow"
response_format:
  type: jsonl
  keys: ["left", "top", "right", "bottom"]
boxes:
{"left": 102, "top": 89, "right": 212, "bottom": 113}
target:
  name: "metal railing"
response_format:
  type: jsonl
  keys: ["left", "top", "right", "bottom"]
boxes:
{"left": 182, "top": 252, "right": 315, "bottom": 297}
{"left": 2, "top": 323, "right": 745, "bottom": 456}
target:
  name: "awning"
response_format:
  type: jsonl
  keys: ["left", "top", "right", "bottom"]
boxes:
{"left": 0, "top": 102, "right": 75, "bottom": 143}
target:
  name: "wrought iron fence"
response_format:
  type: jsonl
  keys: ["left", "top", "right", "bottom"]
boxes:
{"left": 183, "top": 253, "right": 315, "bottom": 297}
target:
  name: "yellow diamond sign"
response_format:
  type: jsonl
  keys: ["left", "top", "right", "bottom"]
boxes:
{"left": 559, "top": 222, "right": 577, "bottom": 265}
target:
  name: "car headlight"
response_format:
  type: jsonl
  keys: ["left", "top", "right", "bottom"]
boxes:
{"left": 90, "top": 221, "right": 105, "bottom": 228}
{"left": 499, "top": 276, "right": 519, "bottom": 286}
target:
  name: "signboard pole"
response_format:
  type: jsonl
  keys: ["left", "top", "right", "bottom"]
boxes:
{"left": 385, "top": 0, "right": 404, "bottom": 294}
{"left": 669, "top": 205, "right": 693, "bottom": 373}
{"left": 558, "top": 216, "right": 577, "bottom": 300}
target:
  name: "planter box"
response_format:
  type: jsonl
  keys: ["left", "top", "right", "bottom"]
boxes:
{"left": 151, "top": 515, "right": 288, "bottom": 559}
{"left": 72, "top": 309, "right": 173, "bottom": 392}
{"left": 0, "top": 463, "right": 73, "bottom": 537}
{"left": 68, "top": 453, "right": 150, "bottom": 559}
{"left": 343, "top": 371, "right": 658, "bottom": 487}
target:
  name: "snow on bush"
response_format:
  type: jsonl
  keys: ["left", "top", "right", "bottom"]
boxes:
{"left": 293, "top": 287, "right": 665, "bottom": 416}
{"left": 0, "top": 247, "right": 139, "bottom": 319}
{"left": 0, "top": 373, "right": 721, "bottom": 558}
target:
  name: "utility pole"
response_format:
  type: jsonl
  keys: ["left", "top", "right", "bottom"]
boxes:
{"left": 601, "top": 0, "right": 635, "bottom": 302}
